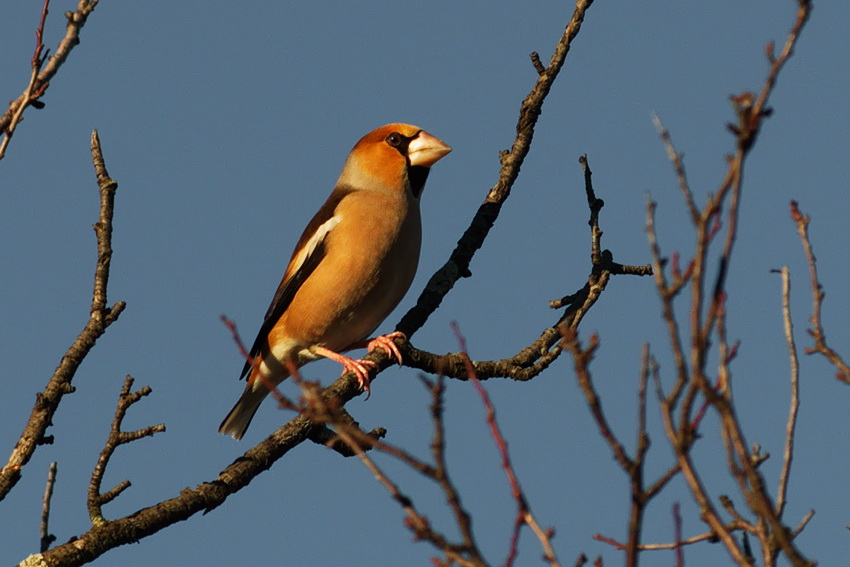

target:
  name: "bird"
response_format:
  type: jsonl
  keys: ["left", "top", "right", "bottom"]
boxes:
{"left": 219, "top": 123, "right": 451, "bottom": 440}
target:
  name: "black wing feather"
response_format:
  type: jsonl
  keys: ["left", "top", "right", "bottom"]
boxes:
{"left": 238, "top": 187, "right": 355, "bottom": 379}
{"left": 239, "top": 239, "right": 328, "bottom": 379}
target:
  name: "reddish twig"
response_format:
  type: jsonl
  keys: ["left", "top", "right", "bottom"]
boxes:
{"left": 220, "top": 315, "right": 298, "bottom": 411}
{"left": 0, "top": 0, "right": 51, "bottom": 159}
{"left": 593, "top": 534, "right": 623, "bottom": 550}
{"left": 452, "top": 322, "right": 560, "bottom": 567}
{"left": 1, "top": 0, "right": 101, "bottom": 161}
{"left": 789, "top": 201, "right": 850, "bottom": 383}
{"left": 673, "top": 503, "right": 684, "bottom": 567}
{"left": 647, "top": 3, "right": 815, "bottom": 564}
{"left": 33, "top": 0, "right": 51, "bottom": 69}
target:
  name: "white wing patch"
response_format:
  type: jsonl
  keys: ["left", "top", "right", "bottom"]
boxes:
{"left": 288, "top": 215, "right": 341, "bottom": 277}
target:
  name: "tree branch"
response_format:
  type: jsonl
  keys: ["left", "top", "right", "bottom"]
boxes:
{"left": 395, "top": 0, "right": 596, "bottom": 339}
{"left": 789, "top": 201, "right": 850, "bottom": 382}
{"left": 88, "top": 376, "right": 165, "bottom": 526}
{"left": 0, "top": 0, "right": 101, "bottom": 160}
{"left": 40, "top": 462, "right": 58, "bottom": 552}
{"left": 16, "top": 5, "right": 600, "bottom": 564}
{"left": 647, "top": 3, "right": 815, "bottom": 564}
{"left": 1, "top": 130, "right": 125, "bottom": 501}
{"left": 398, "top": 154, "right": 651, "bottom": 384}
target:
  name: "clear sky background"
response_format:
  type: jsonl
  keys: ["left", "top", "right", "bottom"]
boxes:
{"left": 2, "top": 2, "right": 849, "bottom": 565}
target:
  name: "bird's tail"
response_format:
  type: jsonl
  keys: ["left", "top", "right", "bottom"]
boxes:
{"left": 218, "top": 386, "right": 269, "bottom": 440}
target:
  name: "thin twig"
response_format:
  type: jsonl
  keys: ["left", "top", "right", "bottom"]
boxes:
{"left": 773, "top": 266, "right": 800, "bottom": 517}
{"left": 395, "top": 0, "right": 596, "bottom": 339}
{"left": 652, "top": 115, "right": 698, "bottom": 222}
{"left": 453, "top": 322, "right": 561, "bottom": 567}
{"left": 1, "top": 130, "right": 125, "bottom": 501}
{"left": 39, "top": 462, "right": 58, "bottom": 552}
{"left": 1, "top": 0, "right": 101, "bottom": 161}
{"left": 13, "top": 4, "right": 602, "bottom": 563}
{"left": 672, "top": 503, "right": 684, "bottom": 567}
{"left": 427, "top": 375, "right": 481, "bottom": 558}
{"left": 597, "top": 520, "right": 749, "bottom": 552}
{"left": 220, "top": 315, "right": 300, "bottom": 411}
{"left": 88, "top": 376, "right": 165, "bottom": 525}
{"left": 648, "top": 2, "right": 815, "bottom": 564}
{"left": 790, "top": 201, "right": 850, "bottom": 382}
{"left": 565, "top": 334, "right": 632, "bottom": 471}
{"left": 0, "top": 0, "right": 51, "bottom": 160}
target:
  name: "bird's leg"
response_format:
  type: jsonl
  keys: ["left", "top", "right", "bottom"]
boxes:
{"left": 313, "top": 332, "right": 407, "bottom": 397}
{"left": 311, "top": 346, "right": 377, "bottom": 396}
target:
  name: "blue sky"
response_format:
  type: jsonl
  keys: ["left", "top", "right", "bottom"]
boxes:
{"left": 2, "top": 1, "right": 849, "bottom": 565}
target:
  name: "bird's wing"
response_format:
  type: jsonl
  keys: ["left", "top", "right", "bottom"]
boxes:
{"left": 239, "top": 187, "right": 354, "bottom": 379}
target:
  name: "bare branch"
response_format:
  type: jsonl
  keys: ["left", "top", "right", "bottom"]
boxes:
{"left": 652, "top": 115, "right": 698, "bottom": 222}
{"left": 88, "top": 376, "right": 165, "bottom": 525}
{"left": 395, "top": 0, "right": 596, "bottom": 339}
{"left": 1, "top": 130, "right": 125, "bottom": 501}
{"left": 426, "top": 375, "right": 481, "bottom": 559}
{"left": 39, "top": 462, "right": 58, "bottom": 552}
{"left": 647, "top": 3, "right": 816, "bottom": 565}
{"left": 0, "top": 0, "right": 101, "bottom": 160}
{"left": 789, "top": 201, "right": 850, "bottom": 382}
{"left": 772, "top": 266, "right": 800, "bottom": 516}
{"left": 452, "top": 323, "right": 560, "bottom": 567}
{"left": 401, "top": 153, "right": 651, "bottom": 387}
{"left": 294, "top": 364, "right": 486, "bottom": 567}
{"left": 566, "top": 334, "right": 632, "bottom": 472}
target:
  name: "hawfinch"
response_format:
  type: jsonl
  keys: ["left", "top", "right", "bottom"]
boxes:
{"left": 219, "top": 123, "right": 451, "bottom": 439}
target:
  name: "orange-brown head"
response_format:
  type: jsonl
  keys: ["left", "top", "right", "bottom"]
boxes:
{"left": 336, "top": 123, "right": 451, "bottom": 198}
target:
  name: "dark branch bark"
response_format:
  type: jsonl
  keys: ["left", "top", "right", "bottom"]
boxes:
{"left": 1, "top": 131, "right": 124, "bottom": 501}
{"left": 395, "top": 0, "right": 596, "bottom": 339}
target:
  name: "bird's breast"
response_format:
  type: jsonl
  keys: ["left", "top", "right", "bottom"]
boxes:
{"left": 279, "top": 190, "right": 421, "bottom": 351}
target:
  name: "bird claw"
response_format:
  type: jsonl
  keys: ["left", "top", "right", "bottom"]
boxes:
{"left": 312, "top": 331, "right": 407, "bottom": 399}
{"left": 339, "top": 357, "right": 377, "bottom": 398}
{"left": 365, "top": 331, "right": 406, "bottom": 366}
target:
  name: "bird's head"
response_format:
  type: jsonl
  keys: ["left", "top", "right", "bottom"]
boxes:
{"left": 338, "top": 123, "right": 451, "bottom": 198}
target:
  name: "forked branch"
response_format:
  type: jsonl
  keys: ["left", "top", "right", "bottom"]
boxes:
{"left": 1, "top": 130, "right": 125, "bottom": 501}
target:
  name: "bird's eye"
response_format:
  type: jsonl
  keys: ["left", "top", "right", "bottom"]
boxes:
{"left": 385, "top": 132, "right": 403, "bottom": 147}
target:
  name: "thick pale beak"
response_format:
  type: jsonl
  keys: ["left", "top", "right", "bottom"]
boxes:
{"left": 408, "top": 131, "right": 452, "bottom": 167}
